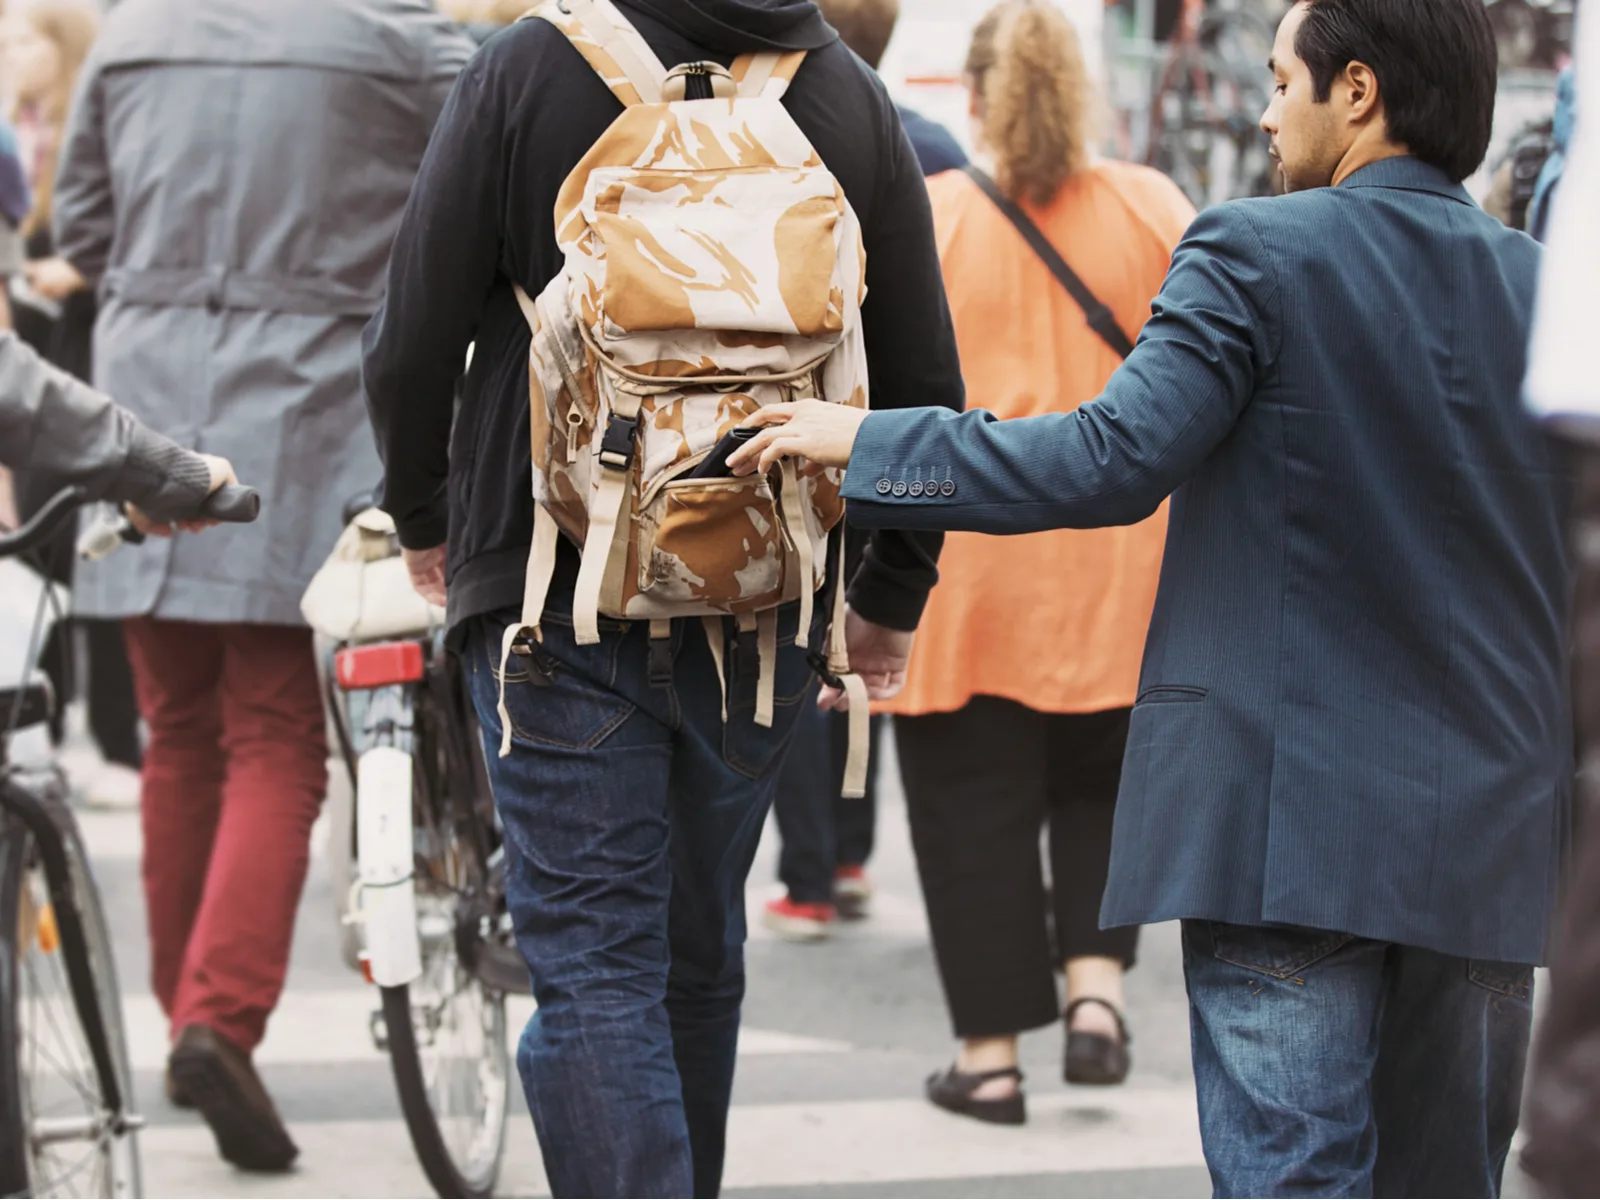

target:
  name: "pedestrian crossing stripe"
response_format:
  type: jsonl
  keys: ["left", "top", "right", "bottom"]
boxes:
{"left": 122, "top": 990, "right": 851, "bottom": 1070}
{"left": 136, "top": 1089, "right": 1206, "bottom": 1198}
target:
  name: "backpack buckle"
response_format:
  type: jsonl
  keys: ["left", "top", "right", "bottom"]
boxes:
{"left": 598, "top": 413, "right": 639, "bottom": 471}
{"left": 648, "top": 637, "right": 674, "bottom": 687}
{"left": 807, "top": 649, "right": 844, "bottom": 692}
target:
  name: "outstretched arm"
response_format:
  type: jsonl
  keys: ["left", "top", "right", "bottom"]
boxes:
{"left": 0, "top": 331, "right": 231, "bottom": 525}
{"left": 732, "top": 204, "right": 1280, "bottom": 533}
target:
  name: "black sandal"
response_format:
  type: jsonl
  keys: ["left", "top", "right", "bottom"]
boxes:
{"left": 1064, "top": 997, "right": 1132, "bottom": 1085}
{"left": 925, "top": 1064, "right": 1026, "bottom": 1126}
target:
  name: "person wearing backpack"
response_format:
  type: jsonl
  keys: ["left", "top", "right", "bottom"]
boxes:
{"left": 361, "top": 1, "right": 962, "bottom": 1194}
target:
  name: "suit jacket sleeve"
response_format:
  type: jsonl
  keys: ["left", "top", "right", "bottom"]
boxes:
{"left": 842, "top": 203, "right": 1280, "bottom": 532}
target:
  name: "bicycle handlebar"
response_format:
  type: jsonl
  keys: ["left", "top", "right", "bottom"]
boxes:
{"left": 3, "top": 482, "right": 262, "bottom": 562}
{"left": 200, "top": 484, "right": 261, "bottom": 523}
{"left": 0, "top": 485, "right": 87, "bottom": 559}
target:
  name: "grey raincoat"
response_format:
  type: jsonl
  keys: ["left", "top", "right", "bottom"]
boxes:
{"left": 54, "top": 0, "right": 474, "bottom": 624}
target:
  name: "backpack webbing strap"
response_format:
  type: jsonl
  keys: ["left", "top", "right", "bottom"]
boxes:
{"left": 779, "top": 459, "right": 814, "bottom": 650}
{"left": 495, "top": 502, "right": 562, "bottom": 758}
{"left": 571, "top": 393, "right": 641, "bottom": 645}
{"left": 532, "top": 0, "right": 667, "bottom": 107}
{"left": 732, "top": 50, "right": 807, "bottom": 99}
{"left": 755, "top": 609, "right": 778, "bottom": 728}
{"left": 962, "top": 164, "right": 1135, "bottom": 360}
{"left": 817, "top": 520, "right": 870, "bottom": 799}
{"left": 701, "top": 617, "right": 729, "bottom": 722}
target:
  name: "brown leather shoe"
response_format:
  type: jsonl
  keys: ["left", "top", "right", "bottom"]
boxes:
{"left": 163, "top": 1065, "right": 194, "bottom": 1110}
{"left": 168, "top": 1025, "right": 298, "bottom": 1172}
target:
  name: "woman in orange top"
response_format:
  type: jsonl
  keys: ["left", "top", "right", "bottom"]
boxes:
{"left": 889, "top": 0, "right": 1195, "bottom": 1124}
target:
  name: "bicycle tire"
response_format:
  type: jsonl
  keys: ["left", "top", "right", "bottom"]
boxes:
{"left": 0, "top": 825, "right": 31, "bottom": 1195}
{"left": 381, "top": 980, "right": 508, "bottom": 1199}
{"left": 0, "top": 817, "right": 141, "bottom": 1197}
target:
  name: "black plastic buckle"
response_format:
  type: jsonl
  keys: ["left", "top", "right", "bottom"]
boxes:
{"left": 733, "top": 626, "right": 758, "bottom": 682}
{"left": 807, "top": 650, "right": 844, "bottom": 692}
{"left": 599, "top": 413, "right": 640, "bottom": 471}
{"left": 648, "top": 636, "right": 673, "bottom": 688}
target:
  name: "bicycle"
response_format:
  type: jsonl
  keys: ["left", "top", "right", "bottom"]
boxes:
{"left": 1144, "top": 0, "right": 1279, "bottom": 208}
{"left": 0, "top": 481, "right": 256, "bottom": 1198}
{"left": 318, "top": 502, "right": 526, "bottom": 1199}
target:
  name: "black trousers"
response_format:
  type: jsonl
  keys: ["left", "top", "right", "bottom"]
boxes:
{"left": 772, "top": 698, "right": 882, "bottom": 905}
{"left": 897, "top": 696, "right": 1138, "bottom": 1039}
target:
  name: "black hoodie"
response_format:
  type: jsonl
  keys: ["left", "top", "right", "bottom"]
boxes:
{"left": 363, "top": 0, "right": 964, "bottom": 637}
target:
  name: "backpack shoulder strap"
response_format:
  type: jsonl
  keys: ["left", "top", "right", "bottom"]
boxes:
{"left": 962, "top": 164, "right": 1135, "bottom": 359}
{"left": 528, "top": 0, "right": 667, "bottom": 106}
{"left": 731, "top": 50, "right": 807, "bottom": 100}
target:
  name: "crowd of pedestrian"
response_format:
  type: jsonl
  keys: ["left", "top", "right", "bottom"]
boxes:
{"left": 2, "top": 0, "right": 1598, "bottom": 1197}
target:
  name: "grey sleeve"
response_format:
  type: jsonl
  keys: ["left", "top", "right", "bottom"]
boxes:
{"left": 0, "top": 332, "right": 210, "bottom": 515}
{"left": 52, "top": 50, "right": 114, "bottom": 283}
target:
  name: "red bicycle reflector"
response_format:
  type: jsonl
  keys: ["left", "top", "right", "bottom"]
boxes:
{"left": 335, "top": 642, "right": 424, "bottom": 690}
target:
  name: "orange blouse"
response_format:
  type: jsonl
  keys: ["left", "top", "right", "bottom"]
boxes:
{"left": 879, "top": 161, "right": 1197, "bottom": 718}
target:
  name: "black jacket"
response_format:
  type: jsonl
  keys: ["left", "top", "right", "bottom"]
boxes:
{"left": 362, "top": 0, "right": 963, "bottom": 636}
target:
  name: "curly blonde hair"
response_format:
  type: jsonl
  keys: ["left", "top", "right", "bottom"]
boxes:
{"left": 966, "top": 0, "right": 1094, "bottom": 206}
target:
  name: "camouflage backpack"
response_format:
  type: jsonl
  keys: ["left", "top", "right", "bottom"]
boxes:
{"left": 495, "top": 0, "right": 871, "bottom": 793}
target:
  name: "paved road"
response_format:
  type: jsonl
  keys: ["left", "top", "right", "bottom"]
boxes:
{"left": 80, "top": 732, "right": 1535, "bottom": 1198}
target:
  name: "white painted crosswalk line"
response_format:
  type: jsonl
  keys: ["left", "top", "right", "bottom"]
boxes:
{"left": 139, "top": 1087, "right": 1205, "bottom": 1199}
{"left": 124, "top": 990, "right": 852, "bottom": 1070}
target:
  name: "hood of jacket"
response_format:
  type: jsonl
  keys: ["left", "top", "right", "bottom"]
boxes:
{"left": 615, "top": 0, "right": 837, "bottom": 52}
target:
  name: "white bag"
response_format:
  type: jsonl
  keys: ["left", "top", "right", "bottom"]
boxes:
{"left": 300, "top": 509, "right": 443, "bottom": 642}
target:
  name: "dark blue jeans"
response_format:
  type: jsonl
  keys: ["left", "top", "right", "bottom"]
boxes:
{"left": 1182, "top": 921, "right": 1533, "bottom": 1199}
{"left": 463, "top": 599, "right": 813, "bottom": 1198}
{"left": 772, "top": 706, "right": 882, "bottom": 905}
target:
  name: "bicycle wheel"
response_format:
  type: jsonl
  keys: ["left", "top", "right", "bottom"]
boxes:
{"left": 0, "top": 818, "right": 142, "bottom": 1197}
{"left": 380, "top": 806, "right": 509, "bottom": 1197}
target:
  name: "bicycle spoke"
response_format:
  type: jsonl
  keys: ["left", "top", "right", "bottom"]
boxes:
{"left": 20, "top": 947, "right": 102, "bottom": 1110}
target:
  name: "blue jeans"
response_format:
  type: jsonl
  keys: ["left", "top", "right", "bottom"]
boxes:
{"left": 772, "top": 706, "right": 882, "bottom": 904}
{"left": 463, "top": 598, "right": 814, "bottom": 1198}
{"left": 1182, "top": 921, "right": 1533, "bottom": 1199}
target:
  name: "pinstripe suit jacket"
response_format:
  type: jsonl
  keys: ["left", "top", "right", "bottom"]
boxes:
{"left": 845, "top": 158, "right": 1571, "bottom": 964}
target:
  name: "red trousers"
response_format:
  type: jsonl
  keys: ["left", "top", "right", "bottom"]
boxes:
{"left": 123, "top": 618, "right": 327, "bottom": 1052}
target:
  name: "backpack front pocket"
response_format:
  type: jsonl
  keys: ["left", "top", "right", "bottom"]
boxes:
{"left": 637, "top": 474, "right": 786, "bottom": 611}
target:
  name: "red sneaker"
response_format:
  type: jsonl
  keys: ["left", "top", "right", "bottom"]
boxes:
{"left": 833, "top": 865, "right": 873, "bottom": 920}
{"left": 761, "top": 896, "right": 834, "bottom": 942}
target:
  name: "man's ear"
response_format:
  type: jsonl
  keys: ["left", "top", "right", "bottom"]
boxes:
{"left": 1343, "top": 60, "right": 1382, "bottom": 124}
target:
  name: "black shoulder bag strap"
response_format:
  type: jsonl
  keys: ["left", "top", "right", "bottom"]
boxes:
{"left": 962, "top": 164, "right": 1135, "bottom": 360}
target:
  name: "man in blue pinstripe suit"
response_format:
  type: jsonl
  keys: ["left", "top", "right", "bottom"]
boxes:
{"left": 733, "top": 0, "right": 1565, "bottom": 1193}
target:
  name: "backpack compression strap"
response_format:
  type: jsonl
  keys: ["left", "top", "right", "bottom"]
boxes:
{"left": 730, "top": 50, "right": 807, "bottom": 100}
{"left": 530, "top": 1, "right": 805, "bottom": 107}
{"left": 530, "top": 0, "right": 667, "bottom": 106}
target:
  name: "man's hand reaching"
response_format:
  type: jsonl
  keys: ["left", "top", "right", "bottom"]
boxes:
{"left": 819, "top": 607, "right": 915, "bottom": 711}
{"left": 728, "top": 400, "right": 869, "bottom": 476}
{"left": 404, "top": 544, "right": 448, "bottom": 607}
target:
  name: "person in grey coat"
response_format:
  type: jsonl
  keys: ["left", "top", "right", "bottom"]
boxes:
{"left": 51, "top": 0, "right": 474, "bottom": 1172}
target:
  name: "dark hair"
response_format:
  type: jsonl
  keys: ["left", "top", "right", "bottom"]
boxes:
{"left": 815, "top": 0, "right": 901, "bottom": 70}
{"left": 1294, "top": 0, "right": 1497, "bottom": 182}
